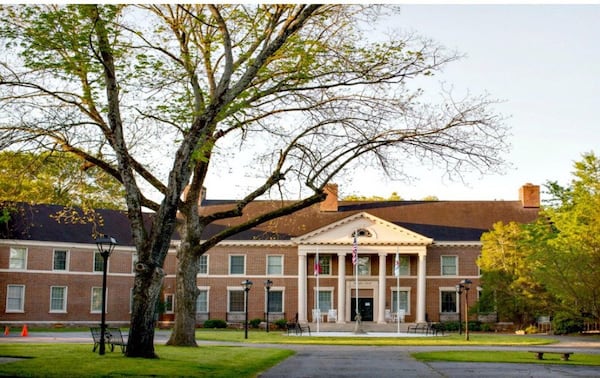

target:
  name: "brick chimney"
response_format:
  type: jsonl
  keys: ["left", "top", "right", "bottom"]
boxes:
{"left": 320, "top": 183, "right": 339, "bottom": 212}
{"left": 519, "top": 183, "right": 540, "bottom": 208}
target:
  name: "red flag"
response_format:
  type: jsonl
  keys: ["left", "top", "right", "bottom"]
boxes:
{"left": 314, "top": 259, "right": 321, "bottom": 276}
{"left": 352, "top": 235, "right": 358, "bottom": 265}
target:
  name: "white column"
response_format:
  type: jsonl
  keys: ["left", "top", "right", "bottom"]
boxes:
{"left": 416, "top": 250, "right": 427, "bottom": 323}
{"left": 337, "top": 251, "right": 346, "bottom": 323}
{"left": 377, "top": 251, "right": 387, "bottom": 323}
{"left": 298, "top": 251, "right": 308, "bottom": 322}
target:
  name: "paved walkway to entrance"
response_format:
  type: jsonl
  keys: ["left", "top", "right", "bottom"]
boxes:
{"left": 1, "top": 331, "right": 599, "bottom": 377}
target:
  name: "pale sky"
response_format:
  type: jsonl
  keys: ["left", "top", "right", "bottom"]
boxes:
{"left": 204, "top": 4, "right": 600, "bottom": 202}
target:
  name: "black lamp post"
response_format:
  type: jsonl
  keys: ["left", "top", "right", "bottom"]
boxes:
{"left": 460, "top": 279, "right": 473, "bottom": 341}
{"left": 241, "top": 280, "right": 253, "bottom": 339}
{"left": 95, "top": 234, "right": 117, "bottom": 355}
{"left": 455, "top": 283, "right": 463, "bottom": 335}
{"left": 264, "top": 279, "right": 273, "bottom": 333}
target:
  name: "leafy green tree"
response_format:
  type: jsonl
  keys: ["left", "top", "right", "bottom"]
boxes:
{"left": 1, "top": 5, "right": 508, "bottom": 356}
{"left": 0, "top": 151, "right": 125, "bottom": 209}
{"left": 478, "top": 221, "right": 553, "bottom": 326}
{"left": 530, "top": 153, "right": 600, "bottom": 322}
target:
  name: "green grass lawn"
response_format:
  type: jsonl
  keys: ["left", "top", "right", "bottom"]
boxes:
{"left": 196, "top": 328, "right": 555, "bottom": 346}
{"left": 0, "top": 343, "right": 293, "bottom": 377}
{"left": 413, "top": 350, "right": 600, "bottom": 366}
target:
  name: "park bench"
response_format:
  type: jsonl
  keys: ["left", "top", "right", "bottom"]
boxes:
{"left": 529, "top": 350, "right": 574, "bottom": 361}
{"left": 408, "top": 322, "right": 442, "bottom": 336}
{"left": 286, "top": 321, "right": 311, "bottom": 336}
{"left": 90, "top": 327, "right": 127, "bottom": 353}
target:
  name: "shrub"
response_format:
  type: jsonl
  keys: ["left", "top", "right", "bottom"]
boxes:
{"left": 553, "top": 313, "right": 583, "bottom": 335}
{"left": 203, "top": 319, "right": 227, "bottom": 329}
{"left": 249, "top": 318, "right": 263, "bottom": 329}
{"left": 274, "top": 318, "right": 288, "bottom": 330}
{"left": 480, "top": 323, "right": 493, "bottom": 332}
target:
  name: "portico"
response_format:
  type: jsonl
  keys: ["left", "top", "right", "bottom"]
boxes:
{"left": 293, "top": 212, "right": 433, "bottom": 324}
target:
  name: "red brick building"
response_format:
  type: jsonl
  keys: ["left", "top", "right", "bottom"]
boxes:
{"left": 0, "top": 184, "right": 540, "bottom": 327}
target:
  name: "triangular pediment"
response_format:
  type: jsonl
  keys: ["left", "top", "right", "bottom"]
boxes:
{"left": 292, "top": 212, "right": 433, "bottom": 246}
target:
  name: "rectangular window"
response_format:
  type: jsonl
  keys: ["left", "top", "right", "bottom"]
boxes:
{"left": 9, "top": 247, "right": 27, "bottom": 270}
{"left": 267, "top": 290, "right": 283, "bottom": 312}
{"left": 50, "top": 286, "right": 67, "bottom": 312}
{"left": 391, "top": 290, "right": 409, "bottom": 313}
{"left": 357, "top": 256, "right": 370, "bottom": 276}
{"left": 93, "top": 252, "right": 104, "bottom": 272}
{"left": 316, "top": 290, "right": 332, "bottom": 312}
{"left": 441, "top": 256, "right": 458, "bottom": 276}
{"left": 440, "top": 290, "right": 458, "bottom": 313}
{"left": 397, "top": 255, "right": 410, "bottom": 276}
{"left": 91, "top": 287, "right": 103, "bottom": 313}
{"left": 131, "top": 253, "right": 138, "bottom": 273}
{"left": 53, "top": 250, "right": 68, "bottom": 271}
{"left": 6, "top": 285, "right": 25, "bottom": 312}
{"left": 198, "top": 255, "right": 208, "bottom": 275}
{"left": 164, "top": 294, "right": 174, "bottom": 313}
{"left": 319, "top": 256, "right": 331, "bottom": 275}
{"left": 229, "top": 255, "right": 245, "bottom": 275}
{"left": 267, "top": 255, "right": 283, "bottom": 275}
{"left": 229, "top": 290, "right": 245, "bottom": 312}
{"left": 196, "top": 289, "right": 208, "bottom": 313}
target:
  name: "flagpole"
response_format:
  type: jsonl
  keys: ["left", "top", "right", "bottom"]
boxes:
{"left": 316, "top": 248, "right": 320, "bottom": 334}
{"left": 396, "top": 249, "right": 400, "bottom": 334}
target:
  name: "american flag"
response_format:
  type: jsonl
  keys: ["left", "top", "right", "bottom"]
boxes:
{"left": 314, "top": 259, "right": 321, "bottom": 276}
{"left": 394, "top": 253, "right": 400, "bottom": 277}
{"left": 352, "top": 235, "right": 358, "bottom": 265}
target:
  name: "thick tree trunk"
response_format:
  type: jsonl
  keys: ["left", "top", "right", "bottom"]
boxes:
{"left": 126, "top": 263, "right": 165, "bottom": 358}
{"left": 166, "top": 243, "right": 201, "bottom": 346}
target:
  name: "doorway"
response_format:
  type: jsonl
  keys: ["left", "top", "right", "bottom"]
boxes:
{"left": 351, "top": 298, "right": 373, "bottom": 321}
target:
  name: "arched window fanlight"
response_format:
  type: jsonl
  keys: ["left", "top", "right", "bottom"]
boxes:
{"left": 352, "top": 228, "right": 372, "bottom": 238}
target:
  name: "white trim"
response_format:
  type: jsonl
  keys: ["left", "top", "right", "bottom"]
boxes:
{"left": 6, "top": 284, "right": 25, "bottom": 313}
{"left": 9, "top": 246, "right": 27, "bottom": 270}
{"left": 266, "top": 254, "right": 284, "bottom": 276}
{"left": 52, "top": 249, "right": 70, "bottom": 272}
{"left": 228, "top": 254, "right": 246, "bottom": 275}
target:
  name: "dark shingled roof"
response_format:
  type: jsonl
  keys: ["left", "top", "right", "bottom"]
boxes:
{"left": 1, "top": 198, "right": 540, "bottom": 246}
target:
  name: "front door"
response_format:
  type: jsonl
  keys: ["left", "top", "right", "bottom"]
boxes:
{"left": 351, "top": 298, "right": 374, "bottom": 321}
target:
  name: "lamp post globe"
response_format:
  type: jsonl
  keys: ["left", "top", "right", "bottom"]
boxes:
{"left": 241, "top": 280, "right": 253, "bottom": 339}
{"left": 94, "top": 235, "right": 117, "bottom": 355}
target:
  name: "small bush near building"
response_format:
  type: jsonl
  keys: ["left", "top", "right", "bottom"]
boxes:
{"left": 249, "top": 318, "right": 263, "bottom": 328}
{"left": 274, "top": 318, "right": 288, "bottom": 330}
{"left": 203, "top": 319, "right": 227, "bottom": 329}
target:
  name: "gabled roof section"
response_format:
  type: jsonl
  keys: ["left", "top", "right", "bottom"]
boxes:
{"left": 292, "top": 212, "right": 433, "bottom": 246}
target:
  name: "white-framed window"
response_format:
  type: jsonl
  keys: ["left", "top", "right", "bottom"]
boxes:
{"left": 357, "top": 256, "right": 370, "bottom": 276}
{"left": 266, "top": 255, "right": 283, "bottom": 275}
{"left": 50, "top": 286, "right": 67, "bottom": 313}
{"left": 395, "top": 255, "right": 410, "bottom": 276}
{"left": 131, "top": 253, "right": 138, "bottom": 273}
{"left": 6, "top": 285, "right": 25, "bottom": 312}
{"left": 198, "top": 255, "right": 208, "bottom": 275}
{"left": 9, "top": 247, "right": 27, "bottom": 270}
{"left": 441, "top": 255, "right": 458, "bottom": 276}
{"left": 53, "top": 250, "right": 69, "bottom": 271}
{"left": 229, "top": 255, "right": 245, "bottom": 275}
{"left": 228, "top": 290, "right": 245, "bottom": 312}
{"left": 391, "top": 289, "right": 409, "bottom": 314}
{"left": 164, "top": 294, "right": 174, "bottom": 314}
{"left": 91, "top": 287, "right": 104, "bottom": 313}
{"left": 440, "top": 288, "right": 458, "bottom": 313}
{"left": 266, "top": 289, "right": 284, "bottom": 313}
{"left": 315, "top": 289, "right": 333, "bottom": 312}
{"left": 93, "top": 252, "right": 104, "bottom": 272}
{"left": 319, "top": 255, "right": 331, "bottom": 275}
{"left": 196, "top": 287, "right": 209, "bottom": 313}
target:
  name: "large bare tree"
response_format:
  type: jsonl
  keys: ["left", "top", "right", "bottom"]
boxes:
{"left": 0, "top": 4, "right": 507, "bottom": 356}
